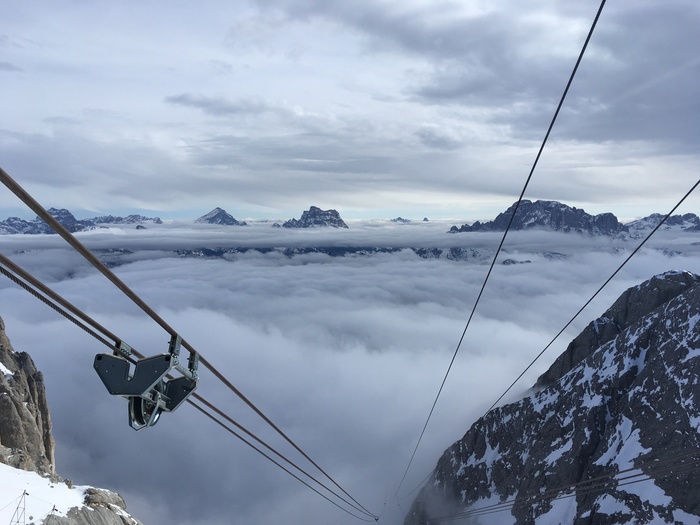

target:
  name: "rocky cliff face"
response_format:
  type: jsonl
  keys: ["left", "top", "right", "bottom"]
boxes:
{"left": 283, "top": 206, "right": 349, "bottom": 228}
{"left": 405, "top": 271, "right": 700, "bottom": 525}
{"left": 0, "top": 317, "right": 143, "bottom": 525}
{"left": 0, "top": 317, "right": 56, "bottom": 478}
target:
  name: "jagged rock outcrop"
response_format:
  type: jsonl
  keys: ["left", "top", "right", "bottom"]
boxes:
{"left": 405, "top": 271, "right": 700, "bottom": 525}
{"left": 0, "top": 209, "right": 162, "bottom": 235}
{"left": 282, "top": 206, "right": 348, "bottom": 228}
{"left": 46, "top": 488, "right": 141, "bottom": 525}
{"left": 0, "top": 317, "right": 143, "bottom": 525}
{"left": 449, "top": 200, "right": 627, "bottom": 236}
{"left": 0, "top": 317, "right": 56, "bottom": 478}
{"left": 392, "top": 217, "right": 411, "bottom": 224}
{"left": 195, "top": 207, "right": 247, "bottom": 226}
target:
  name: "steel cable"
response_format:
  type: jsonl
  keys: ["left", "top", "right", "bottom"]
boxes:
{"left": 0, "top": 166, "right": 377, "bottom": 520}
{"left": 395, "top": 0, "right": 609, "bottom": 495}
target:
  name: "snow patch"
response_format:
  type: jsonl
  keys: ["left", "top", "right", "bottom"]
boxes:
{"left": 0, "top": 361, "right": 12, "bottom": 378}
{"left": 0, "top": 463, "right": 87, "bottom": 521}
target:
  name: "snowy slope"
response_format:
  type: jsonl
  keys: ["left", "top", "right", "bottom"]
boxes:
{"left": 406, "top": 271, "right": 700, "bottom": 525}
{"left": 0, "top": 462, "right": 85, "bottom": 523}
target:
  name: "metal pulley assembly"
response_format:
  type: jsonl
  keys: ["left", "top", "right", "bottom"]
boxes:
{"left": 93, "top": 335, "right": 199, "bottom": 430}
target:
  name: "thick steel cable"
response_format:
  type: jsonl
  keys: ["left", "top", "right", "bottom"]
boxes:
{"left": 0, "top": 261, "right": 117, "bottom": 352}
{"left": 485, "top": 177, "right": 700, "bottom": 414}
{"left": 0, "top": 166, "right": 376, "bottom": 520}
{"left": 0, "top": 253, "right": 123, "bottom": 350}
{"left": 0, "top": 251, "right": 376, "bottom": 520}
{"left": 395, "top": 0, "right": 608, "bottom": 495}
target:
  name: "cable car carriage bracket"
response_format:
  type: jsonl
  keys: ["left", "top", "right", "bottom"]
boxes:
{"left": 93, "top": 335, "right": 199, "bottom": 430}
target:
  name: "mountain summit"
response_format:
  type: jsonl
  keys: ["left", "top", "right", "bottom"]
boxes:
{"left": 195, "top": 207, "right": 247, "bottom": 226}
{"left": 282, "top": 206, "right": 348, "bottom": 228}
{"left": 449, "top": 200, "right": 626, "bottom": 236}
{"left": 405, "top": 271, "right": 700, "bottom": 525}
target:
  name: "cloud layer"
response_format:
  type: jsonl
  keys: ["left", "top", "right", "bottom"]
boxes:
{"left": 1, "top": 224, "right": 700, "bottom": 524}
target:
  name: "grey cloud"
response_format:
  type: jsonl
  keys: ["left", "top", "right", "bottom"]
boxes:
{"left": 415, "top": 127, "right": 463, "bottom": 150}
{"left": 0, "top": 61, "right": 23, "bottom": 72}
{"left": 164, "top": 92, "right": 289, "bottom": 118}
{"left": 263, "top": 0, "right": 700, "bottom": 150}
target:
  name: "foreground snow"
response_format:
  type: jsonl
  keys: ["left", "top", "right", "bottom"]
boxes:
{"left": 0, "top": 463, "right": 86, "bottom": 523}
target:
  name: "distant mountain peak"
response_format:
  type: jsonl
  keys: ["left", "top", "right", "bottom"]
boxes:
{"left": 0, "top": 208, "right": 162, "bottom": 235}
{"left": 195, "top": 207, "right": 247, "bottom": 226}
{"left": 449, "top": 199, "right": 627, "bottom": 236}
{"left": 282, "top": 206, "right": 348, "bottom": 228}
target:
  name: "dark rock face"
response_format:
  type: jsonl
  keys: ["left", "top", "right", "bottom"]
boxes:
{"left": 0, "top": 209, "right": 162, "bottom": 234}
{"left": 449, "top": 200, "right": 627, "bottom": 236}
{"left": 0, "top": 317, "right": 56, "bottom": 478}
{"left": 405, "top": 271, "right": 700, "bottom": 525}
{"left": 392, "top": 217, "right": 411, "bottom": 224}
{"left": 282, "top": 206, "right": 349, "bottom": 228}
{"left": 536, "top": 271, "right": 700, "bottom": 388}
{"left": 195, "top": 207, "right": 247, "bottom": 226}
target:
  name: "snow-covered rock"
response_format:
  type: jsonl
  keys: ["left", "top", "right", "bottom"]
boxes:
{"left": 405, "top": 271, "right": 700, "bottom": 525}
{"left": 0, "top": 209, "right": 161, "bottom": 234}
{"left": 626, "top": 213, "right": 700, "bottom": 238}
{"left": 449, "top": 200, "right": 627, "bottom": 236}
{"left": 195, "top": 207, "right": 247, "bottom": 226}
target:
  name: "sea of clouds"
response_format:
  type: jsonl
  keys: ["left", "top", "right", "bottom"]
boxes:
{"left": 0, "top": 220, "right": 699, "bottom": 525}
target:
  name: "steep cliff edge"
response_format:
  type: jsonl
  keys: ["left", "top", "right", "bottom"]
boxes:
{"left": 0, "top": 317, "right": 144, "bottom": 525}
{"left": 0, "top": 317, "right": 56, "bottom": 478}
{"left": 405, "top": 271, "right": 700, "bottom": 525}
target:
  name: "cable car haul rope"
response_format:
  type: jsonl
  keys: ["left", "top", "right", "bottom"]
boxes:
{"left": 0, "top": 166, "right": 379, "bottom": 521}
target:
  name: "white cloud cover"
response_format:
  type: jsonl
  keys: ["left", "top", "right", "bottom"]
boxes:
{"left": 1, "top": 0, "right": 699, "bottom": 220}
{"left": 1, "top": 223, "right": 700, "bottom": 524}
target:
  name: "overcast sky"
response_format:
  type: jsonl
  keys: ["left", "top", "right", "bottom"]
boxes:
{"left": 1, "top": 224, "right": 700, "bottom": 524}
{"left": 1, "top": 0, "right": 699, "bottom": 222}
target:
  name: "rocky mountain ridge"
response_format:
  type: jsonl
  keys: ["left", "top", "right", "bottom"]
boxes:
{"left": 449, "top": 199, "right": 699, "bottom": 236}
{"left": 0, "top": 208, "right": 162, "bottom": 235}
{"left": 1, "top": 201, "right": 697, "bottom": 238}
{"left": 0, "top": 317, "right": 144, "bottom": 525}
{"left": 405, "top": 271, "right": 700, "bottom": 525}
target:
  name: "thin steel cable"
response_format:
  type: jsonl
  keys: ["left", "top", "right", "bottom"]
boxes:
{"left": 485, "top": 177, "right": 700, "bottom": 414}
{"left": 0, "top": 166, "right": 377, "bottom": 521}
{"left": 0, "top": 252, "right": 376, "bottom": 520}
{"left": 427, "top": 449, "right": 700, "bottom": 522}
{"left": 395, "top": 0, "right": 608, "bottom": 495}
{"left": 187, "top": 399, "right": 378, "bottom": 523}
{"left": 0, "top": 263, "right": 116, "bottom": 351}
{"left": 190, "top": 392, "right": 375, "bottom": 518}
